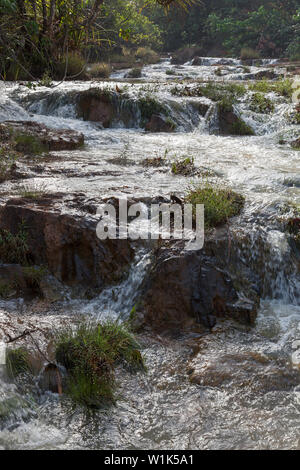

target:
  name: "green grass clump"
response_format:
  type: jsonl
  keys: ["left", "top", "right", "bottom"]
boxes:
{"left": 0, "top": 224, "right": 30, "bottom": 265}
{"left": 6, "top": 348, "right": 31, "bottom": 378}
{"left": 249, "top": 79, "right": 293, "bottom": 98}
{"left": 15, "top": 134, "right": 47, "bottom": 155}
{"left": 127, "top": 68, "right": 142, "bottom": 78}
{"left": 55, "top": 320, "right": 145, "bottom": 407}
{"left": 185, "top": 183, "right": 245, "bottom": 228}
{"left": 249, "top": 93, "right": 274, "bottom": 114}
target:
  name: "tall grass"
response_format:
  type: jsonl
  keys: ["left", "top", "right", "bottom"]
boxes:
{"left": 55, "top": 320, "right": 145, "bottom": 407}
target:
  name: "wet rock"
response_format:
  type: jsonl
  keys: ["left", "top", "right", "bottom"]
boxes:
{"left": 0, "top": 121, "right": 84, "bottom": 152}
{"left": 145, "top": 114, "right": 175, "bottom": 133}
{"left": 191, "top": 56, "right": 202, "bottom": 66}
{"left": 39, "top": 274, "right": 65, "bottom": 302}
{"left": 0, "top": 199, "right": 134, "bottom": 291}
{"left": 77, "top": 89, "right": 114, "bottom": 127}
{"left": 291, "top": 137, "right": 300, "bottom": 149}
{"left": 218, "top": 107, "right": 255, "bottom": 136}
{"left": 38, "top": 363, "right": 62, "bottom": 394}
{"left": 139, "top": 235, "right": 258, "bottom": 332}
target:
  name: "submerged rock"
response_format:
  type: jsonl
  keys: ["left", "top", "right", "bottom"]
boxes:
{"left": 0, "top": 121, "right": 84, "bottom": 152}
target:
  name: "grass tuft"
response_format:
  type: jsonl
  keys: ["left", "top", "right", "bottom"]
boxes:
{"left": 55, "top": 320, "right": 145, "bottom": 407}
{"left": 185, "top": 183, "right": 245, "bottom": 228}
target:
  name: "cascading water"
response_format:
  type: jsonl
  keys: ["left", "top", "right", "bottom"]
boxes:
{"left": 0, "top": 57, "right": 299, "bottom": 449}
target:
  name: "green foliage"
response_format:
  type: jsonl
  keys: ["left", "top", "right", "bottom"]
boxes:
{"left": 15, "top": 134, "right": 47, "bottom": 155}
{"left": 54, "top": 54, "right": 86, "bottom": 80}
{"left": 249, "top": 93, "right": 274, "bottom": 114}
{"left": 249, "top": 79, "right": 294, "bottom": 98}
{"left": 171, "top": 156, "right": 196, "bottom": 176}
{"left": 0, "top": 223, "right": 30, "bottom": 265}
{"left": 0, "top": 280, "right": 14, "bottom": 299}
{"left": 138, "top": 96, "right": 168, "bottom": 122}
{"left": 230, "top": 118, "right": 255, "bottom": 136}
{"left": 185, "top": 183, "right": 245, "bottom": 228}
{"left": 135, "top": 47, "right": 159, "bottom": 64}
{"left": 127, "top": 67, "right": 142, "bottom": 78}
{"left": 6, "top": 348, "right": 31, "bottom": 378}
{"left": 240, "top": 47, "right": 260, "bottom": 60}
{"left": 88, "top": 62, "right": 111, "bottom": 79}
{"left": 55, "top": 320, "right": 145, "bottom": 407}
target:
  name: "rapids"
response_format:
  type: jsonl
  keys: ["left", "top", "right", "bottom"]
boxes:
{"left": 0, "top": 58, "right": 299, "bottom": 449}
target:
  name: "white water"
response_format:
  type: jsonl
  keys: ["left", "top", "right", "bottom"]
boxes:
{"left": 0, "top": 58, "right": 299, "bottom": 449}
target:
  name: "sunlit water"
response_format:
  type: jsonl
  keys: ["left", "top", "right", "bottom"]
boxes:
{"left": 0, "top": 58, "right": 299, "bottom": 449}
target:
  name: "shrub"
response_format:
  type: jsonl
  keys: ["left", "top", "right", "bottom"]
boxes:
{"left": 54, "top": 53, "right": 86, "bottom": 79}
{"left": 127, "top": 67, "right": 142, "bottom": 78}
{"left": 185, "top": 183, "right": 245, "bottom": 228}
{"left": 88, "top": 62, "right": 111, "bottom": 79}
{"left": 0, "top": 223, "right": 30, "bottom": 265}
{"left": 240, "top": 47, "right": 260, "bottom": 60}
{"left": 22, "top": 265, "right": 47, "bottom": 289}
{"left": 249, "top": 93, "right": 274, "bottom": 114}
{"left": 135, "top": 47, "right": 159, "bottom": 64}
{"left": 286, "top": 40, "right": 300, "bottom": 62}
{"left": 55, "top": 320, "right": 145, "bottom": 407}
{"left": 6, "top": 348, "right": 31, "bottom": 378}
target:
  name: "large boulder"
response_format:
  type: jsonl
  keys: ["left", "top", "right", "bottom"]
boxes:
{"left": 0, "top": 121, "right": 84, "bottom": 152}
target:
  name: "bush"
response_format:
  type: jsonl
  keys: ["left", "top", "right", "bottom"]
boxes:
{"left": 249, "top": 93, "right": 274, "bottom": 114}
{"left": 240, "top": 47, "right": 260, "bottom": 60}
{"left": 55, "top": 320, "right": 145, "bottom": 407}
{"left": 135, "top": 47, "right": 159, "bottom": 64}
{"left": 127, "top": 68, "right": 142, "bottom": 78}
{"left": 54, "top": 53, "right": 86, "bottom": 79}
{"left": 286, "top": 39, "right": 300, "bottom": 61}
{"left": 88, "top": 62, "right": 111, "bottom": 79}
{"left": 185, "top": 183, "right": 245, "bottom": 228}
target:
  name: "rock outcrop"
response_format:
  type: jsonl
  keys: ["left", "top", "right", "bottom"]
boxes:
{"left": 138, "top": 233, "right": 258, "bottom": 332}
{"left": 0, "top": 197, "right": 134, "bottom": 292}
{"left": 0, "top": 121, "right": 84, "bottom": 152}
